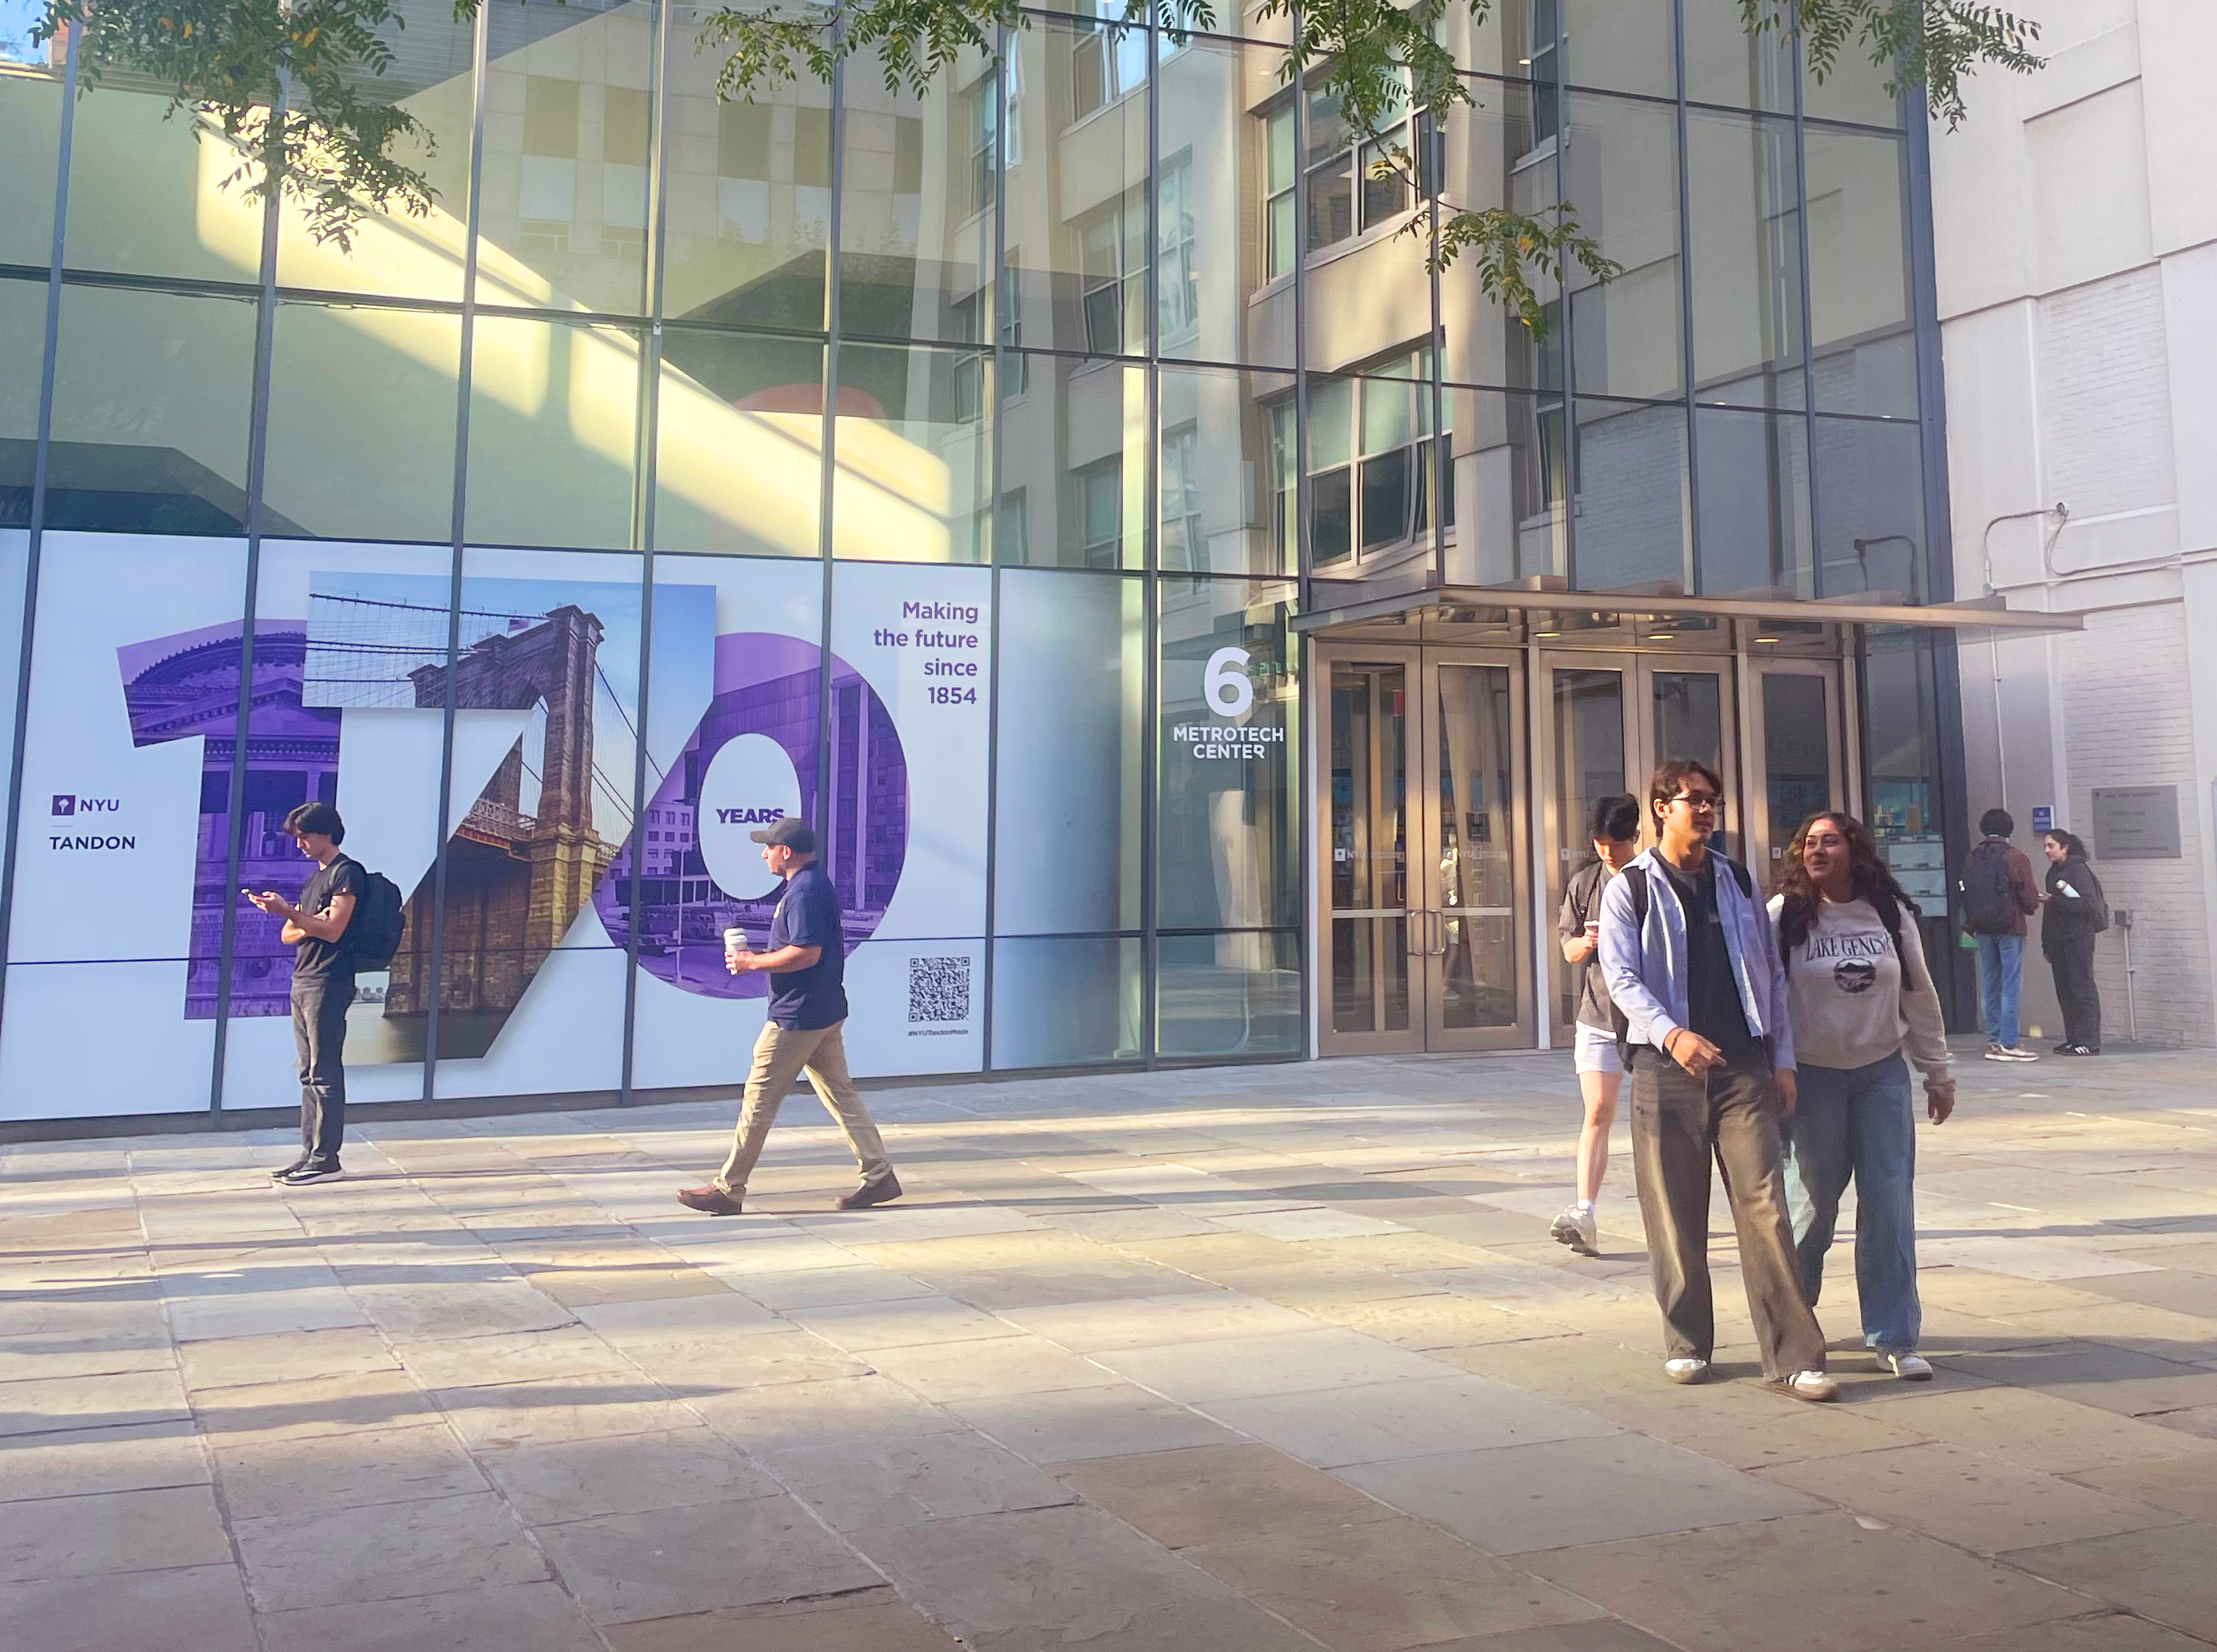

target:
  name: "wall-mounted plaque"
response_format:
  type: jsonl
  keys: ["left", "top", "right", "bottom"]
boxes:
{"left": 2092, "top": 786, "right": 2182, "bottom": 859}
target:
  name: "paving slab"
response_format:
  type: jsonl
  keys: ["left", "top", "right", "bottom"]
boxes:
{"left": 530, "top": 1495, "right": 881, "bottom": 1625}
{"left": 1759, "top": 1441, "right": 2184, "bottom": 1553}
{"left": 1186, "top": 1515, "right": 1608, "bottom": 1651}
{"left": 0, "top": 1417, "right": 209, "bottom": 1499}
{"left": 951, "top": 1382, "right": 1243, "bottom": 1464}
{"left": 0, "top": 1563, "right": 258, "bottom": 1652}
{"left": 253, "top": 1580, "right": 607, "bottom": 1652}
{"left": 763, "top": 1428, "right": 1078, "bottom": 1530}
{"left": 2005, "top": 1523, "right": 2217, "bottom": 1638}
{"left": 476, "top": 1426, "right": 778, "bottom": 1522}
{"left": 859, "top": 1502, "right": 1320, "bottom": 1652}
{"left": 0, "top": 1483, "right": 234, "bottom": 1580}
{"left": 600, "top": 1590, "right": 963, "bottom": 1651}
{"left": 233, "top": 1491, "right": 548, "bottom": 1608}
{"left": 1526, "top": 1510, "right": 2090, "bottom": 1651}
{"left": 1204, "top": 1375, "right": 1618, "bottom": 1469}
{"left": 1338, "top": 1433, "right": 1824, "bottom": 1553}
{"left": 211, "top": 1423, "right": 488, "bottom": 1518}
{"left": 1055, "top": 1442, "right": 1399, "bottom": 1549}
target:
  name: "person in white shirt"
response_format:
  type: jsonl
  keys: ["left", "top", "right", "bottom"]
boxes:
{"left": 1769, "top": 810, "right": 1955, "bottom": 1381}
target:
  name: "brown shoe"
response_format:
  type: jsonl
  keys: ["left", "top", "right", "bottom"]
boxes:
{"left": 834, "top": 1173, "right": 903, "bottom": 1211}
{"left": 676, "top": 1184, "right": 744, "bottom": 1216}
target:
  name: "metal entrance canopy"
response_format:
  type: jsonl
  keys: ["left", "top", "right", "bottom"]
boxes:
{"left": 1290, "top": 579, "right": 2086, "bottom": 641}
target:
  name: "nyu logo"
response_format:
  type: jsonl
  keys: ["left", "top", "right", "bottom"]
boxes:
{"left": 715, "top": 806, "right": 786, "bottom": 826}
{"left": 51, "top": 795, "right": 121, "bottom": 816}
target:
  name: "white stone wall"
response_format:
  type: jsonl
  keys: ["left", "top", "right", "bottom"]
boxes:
{"left": 1933, "top": 0, "right": 2217, "bottom": 1047}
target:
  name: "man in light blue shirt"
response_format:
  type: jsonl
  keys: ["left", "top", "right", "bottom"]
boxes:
{"left": 1599, "top": 759, "right": 1833, "bottom": 1403}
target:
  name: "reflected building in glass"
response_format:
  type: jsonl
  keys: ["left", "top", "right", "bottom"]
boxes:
{"left": 0, "top": 0, "right": 2078, "bottom": 1118}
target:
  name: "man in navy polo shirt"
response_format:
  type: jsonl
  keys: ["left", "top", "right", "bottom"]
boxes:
{"left": 677, "top": 816, "right": 900, "bottom": 1215}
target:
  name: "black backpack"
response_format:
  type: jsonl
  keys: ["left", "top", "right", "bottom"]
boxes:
{"left": 1959, "top": 841, "right": 2018, "bottom": 936}
{"left": 346, "top": 869, "right": 407, "bottom": 968}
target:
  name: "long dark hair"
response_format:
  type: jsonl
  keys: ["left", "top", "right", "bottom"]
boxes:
{"left": 1775, "top": 809, "right": 1920, "bottom": 952}
{"left": 2045, "top": 829, "right": 2090, "bottom": 861}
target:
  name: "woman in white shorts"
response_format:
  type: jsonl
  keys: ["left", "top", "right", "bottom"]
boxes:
{"left": 1551, "top": 795, "right": 1642, "bottom": 1256}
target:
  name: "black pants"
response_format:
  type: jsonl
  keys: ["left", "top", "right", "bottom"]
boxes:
{"left": 2048, "top": 936, "right": 2101, "bottom": 1048}
{"left": 1628, "top": 1046, "right": 1828, "bottom": 1378}
{"left": 291, "top": 973, "right": 352, "bottom": 1167}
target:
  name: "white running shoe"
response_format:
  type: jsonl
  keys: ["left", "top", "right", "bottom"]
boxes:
{"left": 1997, "top": 1046, "right": 2041, "bottom": 1062}
{"left": 1775, "top": 1369, "right": 1838, "bottom": 1402}
{"left": 1550, "top": 1204, "right": 1599, "bottom": 1257}
{"left": 1883, "top": 1351, "right": 1934, "bottom": 1381}
{"left": 1664, "top": 1357, "right": 1711, "bottom": 1385}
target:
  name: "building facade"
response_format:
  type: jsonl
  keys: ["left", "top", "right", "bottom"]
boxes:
{"left": 0, "top": 0, "right": 2065, "bottom": 1123}
{"left": 1929, "top": 0, "right": 2217, "bottom": 1049}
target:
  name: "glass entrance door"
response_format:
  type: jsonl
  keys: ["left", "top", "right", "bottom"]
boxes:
{"left": 1321, "top": 645, "right": 1529, "bottom": 1055}
{"left": 1538, "top": 653, "right": 1737, "bottom": 1042}
{"left": 1746, "top": 661, "right": 1846, "bottom": 876}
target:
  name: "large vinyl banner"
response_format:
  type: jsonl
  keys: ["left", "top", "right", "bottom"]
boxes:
{"left": 1, "top": 535, "right": 993, "bottom": 1117}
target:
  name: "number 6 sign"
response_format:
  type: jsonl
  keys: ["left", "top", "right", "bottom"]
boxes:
{"left": 1204, "top": 645, "right": 1255, "bottom": 719}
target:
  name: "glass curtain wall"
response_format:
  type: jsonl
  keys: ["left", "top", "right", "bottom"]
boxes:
{"left": 0, "top": 0, "right": 1933, "bottom": 1115}
{"left": 1433, "top": 0, "right": 1922, "bottom": 600}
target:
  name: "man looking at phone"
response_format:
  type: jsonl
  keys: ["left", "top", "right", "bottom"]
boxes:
{"left": 677, "top": 817, "right": 900, "bottom": 1216}
{"left": 245, "top": 802, "right": 359, "bottom": 1187}
{"left": 1598, "top": 761, "right": 1834, "bottom": 1402}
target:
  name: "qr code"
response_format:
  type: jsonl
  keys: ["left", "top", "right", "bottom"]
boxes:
{"left": 907, "top": 955, "right": 971, "bottom": 1024}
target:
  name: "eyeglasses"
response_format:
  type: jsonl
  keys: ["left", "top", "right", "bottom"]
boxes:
{"left": 1671, "top": 793, "right": 1725, "bottom": 813}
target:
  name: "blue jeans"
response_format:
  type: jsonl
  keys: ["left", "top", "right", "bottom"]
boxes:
{"left": 1975, "top": 933, "right": 2024, "bottom": 1048}
{"left": 1782, "top": 1055, "right": 1920, "bottom": 1353}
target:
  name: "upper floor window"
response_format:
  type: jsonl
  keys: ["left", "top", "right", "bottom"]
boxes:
{"left": 968, "top": 77, "right": 998, "bottom": 216}
{"left": 1262, "top": 73, "right": 1417, "bottom": 274}
{"left": 1526, "top": 0, "right": 1560, "bottom": 147}
{"left": 1073, "top": 17, "right": 1149, "bottom": 119}
{"left": 1080, "top": 192, "right": 1147, "bottom": 356}
{"left": 1158, "top": 154, "right": 1200, "bottom": 344}
{"left": 1304, "top": 349, "right": 1453, "bottom": 568}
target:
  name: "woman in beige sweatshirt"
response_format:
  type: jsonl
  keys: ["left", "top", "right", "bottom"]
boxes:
{"left": 1769, "top": 810, "right": 1955, "bottom": 1381}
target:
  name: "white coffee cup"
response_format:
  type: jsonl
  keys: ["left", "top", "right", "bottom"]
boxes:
{"left": 723, "top": 926, "right": 749, "bottom": 953}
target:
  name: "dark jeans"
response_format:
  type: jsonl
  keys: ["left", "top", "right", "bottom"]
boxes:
{"left": 1629, "top": 1045, "right": 1828, "bottom": 1378}
{"left": 2048, "top": 936, "right": 2101, "bottom": 1048}
{"left": 291, "top": 973, "right": 352, "bottom": 1168}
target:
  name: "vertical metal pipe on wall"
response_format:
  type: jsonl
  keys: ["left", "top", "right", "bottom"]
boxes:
{"left": 1139, "top": 7, "right": 1162, "bottom": 1068}
{"left": 421, "top": 0, "right": 495, "bottom": 1104}
{"left": 619, "top": 0, "right": 676, "bottom": 1103}
{"left": 979, "top": 18, "right": 1010, "bottom": 1074}
{"left": 205, "top": 83, "right": 291, "bottom": 1112}
{"left": 0, "top": 28, "right": 80, "bottom": 1050}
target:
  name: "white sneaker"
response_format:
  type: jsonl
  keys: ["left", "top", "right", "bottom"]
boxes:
{"left": 1664, "top": 1357, "right": 1711, "bottom": 1385}
{"left": 1997, "top": 1046, "right": 2041, "bottom": 1062}
{"left": 1982, "top": 1045, "right": 2013, "bottom": 1062}
{"left": 1775, "top": 1369, "right": 1838, "bottom": 1402}
{"left": 1550, "top": 1204, "right": 1599, "bottom": 1257}
{"left": 1883, "top": 1351, "right": 1934, "bottom": 1381}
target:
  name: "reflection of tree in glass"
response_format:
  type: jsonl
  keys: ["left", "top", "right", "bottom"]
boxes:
{"left": 29, "top": 0, "right": 2043, "bottom": 337}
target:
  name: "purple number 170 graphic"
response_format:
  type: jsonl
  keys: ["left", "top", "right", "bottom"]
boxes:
{"left": 120, "top": 598, "right": 907, "bottom": 1063}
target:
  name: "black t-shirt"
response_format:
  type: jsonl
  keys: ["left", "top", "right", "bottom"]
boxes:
{"left": 1659, "top": 854, "right": 1758, "bottom": 1063}
{"left": 1557, "top": 860, "right": 1616, "bottom": 1031}
{"left": 291, "top": 854, "right": 364, "bottom": 983}
{"left": 765, "top": 864, "right": 848, "bottom": 1030}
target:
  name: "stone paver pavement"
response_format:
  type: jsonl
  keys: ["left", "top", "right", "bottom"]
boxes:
{"left": 7, "top": 1045, "right": 2217, "bottom": 1650}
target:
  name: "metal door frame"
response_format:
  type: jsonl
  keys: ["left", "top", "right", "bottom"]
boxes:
{"left": 1420, "top": 647, "right": 1532, "bottom": 1052}
{"left": 1742, "top": 656, "right": 1849, "bottom": 880}
{"left": 1317, "top": 643, "right": 1423, "bottom": 1056}
{"left": 1314, "top": 641, "right": 1534, "bottom": 1055}
{"left": 1534, "top": 650, "right": 1741, "bottom": 1044}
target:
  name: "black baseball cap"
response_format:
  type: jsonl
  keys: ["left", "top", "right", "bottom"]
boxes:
{"left": 749, "top": 816, "right": 818, "bottom": 853}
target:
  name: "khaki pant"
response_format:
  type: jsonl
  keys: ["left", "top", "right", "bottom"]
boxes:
{"left": 714, "top": 1020, "right": 892, "bottom": 1196}
{"left": 1628, "top": 1047, "right": 1828, "bottom": 1379}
